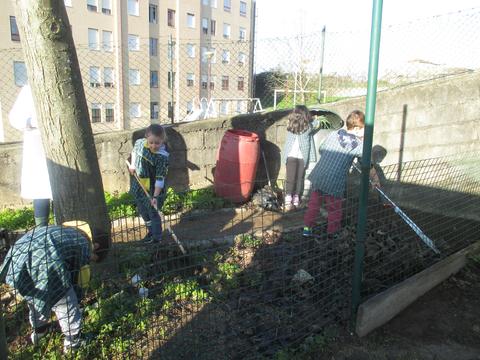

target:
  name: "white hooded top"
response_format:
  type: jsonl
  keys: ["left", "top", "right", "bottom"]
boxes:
{"left": 9, "top": 85, "right": 52, "bottom": 200}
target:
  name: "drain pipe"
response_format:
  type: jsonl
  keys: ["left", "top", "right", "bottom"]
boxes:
{"left": 351, "top": 0, "right": 384, "bottom": 329}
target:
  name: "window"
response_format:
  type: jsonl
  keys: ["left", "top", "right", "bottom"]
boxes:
{"left": 87, "top": 0, "right": 98, "bottom": 12}
{"left": 201, "top": 74, "right": 208, "bottom": 89}
{"left": 10, "top": 16, "right": 20, "bottom": 41}
{"left": 223, "top": 23, "right": 230, "bottom": 39}
{"left": 202, "top": 0, "right": 209, "bottom": 5}
{"left": 224, "top": 0, "right": 231, "bottom": 12}
{"left": 239, "top": 27, "right": 246, "bottom": 41}
{"left": 150, "top": 102, "right": 159, "bottom": 120}
{"left": 187, "top": 44, "right": 196, "bottom": 58}
{"left": 129, "top": 69, "right": 140, "bottom": 85}
{"left": 105, "top": 103, "right": 114, "bottom": 122}
{"left": 187, "top": 101, "right": 193, "bottom": 114}
{"left": 167, "top": 9, "right": 175, "bottom": 27}
{"left": 202, "top": 18, "right": 208, "bottom": 35}
{"left": 168, "top": 71, "right": 176, "bottom": 89}
{"left": 88, "top": 28, "right": 99, "bottom": 50}
{"left": 222, "top": 75, "right": 229, "bottom": 90}
{"left": 210, "top": 48, "right": 216, "bottom": 63}
{"left": 128, "top": 0, "right": 139, "bottom": 16}
{"left": 102, "top": 30, "right": 113, "bottom": 51}
{"left": 167, "top": 44, "right": 175, "bottom": 60}
{"left": 220, "top": 101, "right": 228, "bottom": 114}
{"left": 149, "top": 4, "right": 158, "bottom": 23}
{"left": 129, "top": 103, "right": 141, "bottom": 118}
{"left": 104, "top": 67, "right": 114, "bottom": 87}
{"left": 238, "top": 52, "right": 247, "bottom": 65}
{"left": 64, "top": 0, "right": 72, "bottom": 6}
{"left": 91, "top": 104, "right": 102, "bottom": 123}
{"left": 236, "top": 100, "right": 243, "bottom": 114}
{"left": 210, "top": 75, "right": 215, "bottom": 90}
{"left": 187, "top": 13, "right": 195, "bottom": 28}
{"left": 210, "top": 20, "right": 216, "bottom": 35}
{"left": 149, "top": 37, "right": 158, "bottom": 56}
{"left": 186, "top": 73, "right": 195, "bottom": 87}
{"left": 128, "top": 34, "right": 139, "bottom": 51}
{"left": 167, "top": 101, "right": 175, "bottom": 120}
{"left": 150, "top": 70, "right": 158, "bottom": 88}
{"left": 211, "top": 0, "right": 217, "bottom": 8}
{"left": 240, "top": 1, "right": 247, "bottom": 16}
{"left": 237, "top": 76, "right": 245, "bottom": 91}
{"left": 222, "top": 50, "right": 230, "bottom": 64}
{"left": 13, "top": 61, "right": 27, "bottom": 86}
{"left": 89, "top": 66, "right": 101, "bottom": 87}
{"left": 102, "top": 0, "right": 111, "bottom": 14}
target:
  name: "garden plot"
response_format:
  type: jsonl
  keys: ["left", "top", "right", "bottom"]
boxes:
{"left": 4, "top": 202, "right": 480, "bottom": 359}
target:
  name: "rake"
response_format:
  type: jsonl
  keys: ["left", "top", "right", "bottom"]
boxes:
{"left": 125, "top": 160, "right": 186, "bottom": 254}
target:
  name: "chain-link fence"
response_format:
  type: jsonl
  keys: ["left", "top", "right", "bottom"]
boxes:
{"left": 1, "top": 149, "right": 479, "bottom": 358}
{"left": 255, "top": 7, "right": 480, "bottom": 109}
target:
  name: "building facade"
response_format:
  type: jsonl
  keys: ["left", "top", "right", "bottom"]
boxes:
{"left": 0, "top": 0, "right": 255, "bottom": 142}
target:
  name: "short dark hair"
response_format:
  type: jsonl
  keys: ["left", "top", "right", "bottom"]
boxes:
{"left": 145, "top": 124, "right": 166, "bottom": 141}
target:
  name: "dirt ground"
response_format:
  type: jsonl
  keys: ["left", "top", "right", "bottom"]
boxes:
{"left": 324, "top": 259, "right": 480, "bottom": 360}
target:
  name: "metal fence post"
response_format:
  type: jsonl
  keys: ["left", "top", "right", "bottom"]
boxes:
{"left": 317, "top": 26, "right": 326, "bottom": 103}
{"left": 0, "top": 304, "right": 7, "bottom": 359}
{"left": 351, "top": 0, "right": 384, "bottom": 328}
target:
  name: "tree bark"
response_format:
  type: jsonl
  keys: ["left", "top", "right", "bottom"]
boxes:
{"left": 14, "top": 0, "right": 111, "bottom": 258}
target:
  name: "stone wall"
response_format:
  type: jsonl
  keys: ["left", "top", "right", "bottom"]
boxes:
{"left": 1, "top": 71, "right": 479, "bottom": 208}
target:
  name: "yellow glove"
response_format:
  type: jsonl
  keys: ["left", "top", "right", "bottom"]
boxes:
{"left": 78, "top": 265, "right": 91, "bottom": 289}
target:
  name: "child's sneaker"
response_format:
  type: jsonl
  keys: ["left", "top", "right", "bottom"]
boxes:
{"left": 293, "top": 194, "right": 300, "bottom": 208}
{"left": 302, "top": 226, "right": 312, "bottom": 237}
{"left": 284, "top": 194, "right": 293, "bottom": 211}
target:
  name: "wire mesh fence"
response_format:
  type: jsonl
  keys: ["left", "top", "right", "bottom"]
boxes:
{"left": 2, "top": 8, "right": 480, "bottom": 143}
{"left": 1, "top": 150, "right": 479, "bottom": 358}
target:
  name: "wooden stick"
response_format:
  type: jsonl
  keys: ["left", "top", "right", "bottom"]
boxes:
{"left": 125, "top": 160, "right": 187, "bottom": 254}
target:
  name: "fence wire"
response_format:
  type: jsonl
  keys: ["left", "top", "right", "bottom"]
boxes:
{"left": 1, "top": 150, "right": 479, "bottom": 359}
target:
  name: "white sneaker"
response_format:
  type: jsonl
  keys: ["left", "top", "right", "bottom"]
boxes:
{"left": 293, "top": 194, "right": 300, "bottom": 207}
{"left": 284, "top": 194, "right": 293, "bottom": 211}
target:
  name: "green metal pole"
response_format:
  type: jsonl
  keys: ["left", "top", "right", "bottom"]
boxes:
{"left": 351, "top": 0, "right": 383, "bottom": 329}
{"left": 317, "top": 26, "right": 326, "bottom": 103}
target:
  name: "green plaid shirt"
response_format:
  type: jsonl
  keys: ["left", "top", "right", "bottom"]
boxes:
{"left": 281, "top": 118, "right": 321, "bottom": 165}
{"left": 0, "top": 226, "right": 91, "bottom": 317}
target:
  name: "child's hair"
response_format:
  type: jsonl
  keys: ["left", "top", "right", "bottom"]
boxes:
{"left": 145, "top": 124, "right": 167, "bottom": 142}
{"left": 286, "top": 105, "right": 312, "bottom": 134}
{"left": 346, "top": 110, "right": 365, "bottom": 130}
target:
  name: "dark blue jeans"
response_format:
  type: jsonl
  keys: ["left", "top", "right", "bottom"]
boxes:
{"left": 33, "top": 199, "right": 51, "bottom": 226}
{"left": 136, "top": 199, "right": 162, "bottom": 241}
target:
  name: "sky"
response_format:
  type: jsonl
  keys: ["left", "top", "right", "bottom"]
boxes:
{"left": 256, "top": 0, "right": 480, "bottom": 38}
{"left": 254, "top": 0, "right": 480, "bottom": 77}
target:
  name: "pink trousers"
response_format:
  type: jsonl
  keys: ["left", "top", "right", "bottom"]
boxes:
{"left": 304, "top": 191, "right": 343, "bottom": 234}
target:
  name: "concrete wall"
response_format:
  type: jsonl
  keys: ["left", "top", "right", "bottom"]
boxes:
{"left": 1, "top": 71, "right": 480, "bottom": 208}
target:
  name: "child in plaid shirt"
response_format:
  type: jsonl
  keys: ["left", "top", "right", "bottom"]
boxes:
{"left": 128, "top": 124, "right": 169, "bottom": 243}
{"left": 303, "top": 110, "right": 379, "bottom": 236}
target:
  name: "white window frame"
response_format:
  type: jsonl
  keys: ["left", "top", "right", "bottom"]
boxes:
{"left": 129, "top": 103, "right": 141, "bottom": 118}
{"left": 224, "top": 0, "right": 231, "bottom": 12}
{"left": 186, "top": 73, "right": 195, "bottom": 87}
{"left": 13, "top": 61, "right": 27, "bottom": 86}
{"left": 105, "top": 103, "right": 115, "bottom": 122}
{"left": 240, "top": 1, "right": 247, "bottom": 17}
{"left": 187, "top": 13, "right": 195, "bottom": 28}
{"left": 91, "top": 103, "right": 102, "bottom": 123}
{"left": 64, "top": 0, "right": 72, "bottom": 7}
{"left": 129, "top": 68, "right": 140, "bottom": 85}
{"left": 220, "top": 100, "right": 228, "bottom": 114}
{"left": 239, "top": 27, "right": 246, "bottom": 41}
{"left": 103, "top": 67, "right": 114, "bottom": 87}
{"left": 149, "top": 37, "right": 158, "bottom": 56}
{"left": 128, "top": 0, "right": 139, "bottom": 16}
{"left": 211, "top": 0, "right": 217, "bottom": 8}
{"left": 187, "top": 43, "right": 196, "bottom": 58}
{"left": 149, "top": 4, "right": 158, "bottom": 23}
{"left": 102, "top": 30, "right": 113, "bottom": 52}
{"left": 88, "top": 28, "right": 99, "bottom": 50}
{"left": 201, "top": 74, "right": 208, "bottom": 89}
{"left": 150, "top": 70, "right": 159, "bottom": 88}
{"left": 150, "top": 101, "right": 159, "bottom": 119}
{"left": 89, "top": 66, "right": 101, "bottom": 87}
{"left": 102, "top": 0, "right": 112, "bottom": 14}
{"left": 202, "top": 18, "right": 208, "bottom": 34}
{"left": 238, "top": 52, "right": 246, "bottom": 65}
{"left": 222, "top": 50, "right": 230, "bottom": 64}
{"left": 87, "top": 0, "right": 98, "bottom": 12}
{"left": 128, "top": 34, "right": 140, "bottom": 51}
{"left": 223, "top": 23, "right": 231, "bottom": 39}
{"left": 187, "top": 101, "right": 194, "bottom": 114}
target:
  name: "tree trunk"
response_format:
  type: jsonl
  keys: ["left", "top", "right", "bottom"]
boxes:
{"left": 14, "top": 0, "right": 111, "bottom": 258}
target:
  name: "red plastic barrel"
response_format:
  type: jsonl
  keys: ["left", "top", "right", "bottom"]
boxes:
{"left": 214, "top": 129, "right": 260, "bottom": 203}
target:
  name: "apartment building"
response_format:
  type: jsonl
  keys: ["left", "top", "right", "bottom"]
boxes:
{"left": 0, "top": 0, "right": 255, "bottom": 142}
